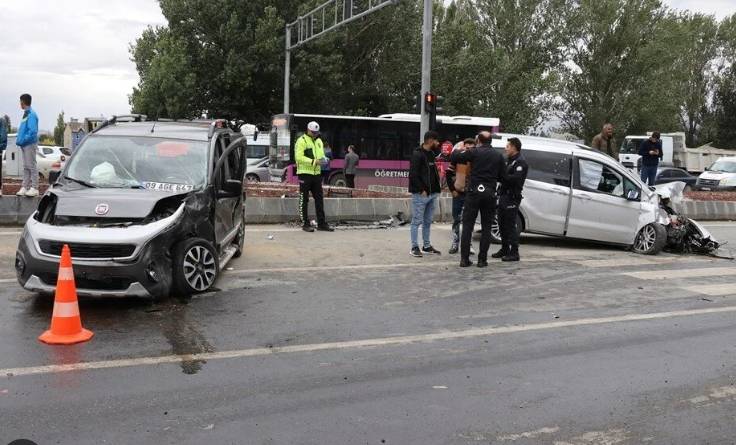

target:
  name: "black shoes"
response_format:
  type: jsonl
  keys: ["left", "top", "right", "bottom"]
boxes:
{"left": 459, "top": 258, "right": 473, "bottom": 267}
{"left": 502, "top": 254, "right": 520, "bottom": 262}
{"left": 491, "top": 249, "right": 507, "bottom": 259}
{"left": 410, "top": 247, "right": 423, "bottom": 257}
{"left": 317, "top": 225, "right": 335, "bottom": 232}
{"left": 477, "top": 260, "right": 488, "bottom": 268}
{"left": 302, "top": 226, "right": 315, "bottom": 233}
{"left": 448, "top": 244, "right": 459, "bottom": 255}
{"left": 422, "top": 246, "right": 441, "bottom": 255}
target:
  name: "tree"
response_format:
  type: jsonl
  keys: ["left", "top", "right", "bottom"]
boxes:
{"left": 53, "top": 111, "right": 65, "bottom": 146}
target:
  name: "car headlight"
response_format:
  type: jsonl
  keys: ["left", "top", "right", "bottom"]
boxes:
{"left": 720, "top": 177, "right": 736, "bottom": 186}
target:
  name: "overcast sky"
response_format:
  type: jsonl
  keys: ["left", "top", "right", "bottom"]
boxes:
{"left": 1, "top": 0, "right": 734, "bottom": 133}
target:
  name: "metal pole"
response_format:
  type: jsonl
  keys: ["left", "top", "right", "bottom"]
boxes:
{"left": 419, "top": 0, "right": 432, "bottom": 143}
{"left": 284, "top": 26, "right": 291, "bottom": 114}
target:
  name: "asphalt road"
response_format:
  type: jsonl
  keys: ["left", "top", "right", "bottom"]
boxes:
{"left": 1, "top": 222, "right": 736, "bottom": 444}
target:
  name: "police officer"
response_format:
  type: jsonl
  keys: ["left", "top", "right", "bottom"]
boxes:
{"left": 295, "top": 121, "right": 334, "bottom": 232}
{"left": 451, "top": 131, "right": 506, "bottom": 268}
{"left": 493, "top": 137, "right": 528, "bottom": 262}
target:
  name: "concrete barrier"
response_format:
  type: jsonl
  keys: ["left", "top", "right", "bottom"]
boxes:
{"left": 0, "top": 196, "right": 732, "bottom": 226}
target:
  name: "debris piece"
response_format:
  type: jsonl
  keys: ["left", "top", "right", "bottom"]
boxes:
{"left": 266, "top": 234, "right": 274, "bottom": 240}
{"left": 226, "top": 267, "right": 234, "bottom": 271}
{"left": 202, "top": 424, "right": 214, "bottom": 430}
{"left": 552, "top": 313, "right": 560, "bottom": 319}
{"left": 701, "top": 298, "right": 713, "bottom": 302}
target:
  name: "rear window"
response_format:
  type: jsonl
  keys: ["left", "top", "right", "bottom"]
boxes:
{"left": 524, "top": 149, "right": 571, "bottom": 187}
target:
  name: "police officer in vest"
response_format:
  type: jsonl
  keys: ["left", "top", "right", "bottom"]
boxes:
{"left": 493, "top": 137, "right": 528, "bottom": 261}
{"left": 295, "top": 121, "right": 334, "bottom": 232}
{"left": 451, "top": 131, "right": 506, "bottom": 268}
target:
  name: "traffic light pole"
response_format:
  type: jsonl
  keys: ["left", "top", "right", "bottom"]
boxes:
{"left": 419, "top": 0, "right": 432, "bottom": 143}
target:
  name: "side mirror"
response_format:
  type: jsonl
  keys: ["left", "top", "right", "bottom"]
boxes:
{"left": 705, "top": 166, "right": 710, "bottom": 171}
{"left": 48, "top": 170, "right": 61, "bottom": 184}
{"left": 626, "top": 189, "right": 641, "bottom": 201}
{"left": 220, "top": 179, "right": 242, "bottom": 197}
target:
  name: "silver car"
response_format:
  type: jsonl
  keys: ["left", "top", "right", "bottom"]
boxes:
{"left": 246, "top": 157, "right": 270, "bottom": 183}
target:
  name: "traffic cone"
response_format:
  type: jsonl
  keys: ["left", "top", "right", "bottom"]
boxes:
{"left": 38, "top": 244, "right": 94, "bottom": 345}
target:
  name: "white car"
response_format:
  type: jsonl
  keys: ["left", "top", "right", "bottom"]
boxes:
{"left": 488, "top": 134, "right": 708, "bottom": 254}
{"left": 37, "top": 145, "right": 68, "bottom": 164}
{"left": 2, "top": 149, "right": 63, "bottom": 180}
{"left": 695, "top": 156, "right": 736, "bottom": 191}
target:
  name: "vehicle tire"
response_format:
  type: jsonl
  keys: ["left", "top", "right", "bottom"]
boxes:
{"left": 172, "top": 238, "right": 219, "bottom": 296}
{"left": 246, "top": 174, "right": 260, "bottom": 183}
{"left": 330, "top": 173, "right": 347, "bottom": 187}
{"left": 632, "top": 223, "right": 667, "bottom": 255}
{"left": 489, "top": 212, "right": 523, "bottom": 244}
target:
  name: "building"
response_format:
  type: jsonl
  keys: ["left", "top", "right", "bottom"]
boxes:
{"left": 63, "top": 117, "right": 104, "bottom": 150}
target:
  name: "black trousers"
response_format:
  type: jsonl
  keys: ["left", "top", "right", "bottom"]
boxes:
{"left": 345, "top": 174, "right": 356, "bottom": 188}
{"left": 498, "top": 194, "right": 521, "bottom": 255}
{"left": 299, "top": 174, "right": 326, "bottom": 226}
{"left": 461, "top": 190, "right": 496, "bottom": 261}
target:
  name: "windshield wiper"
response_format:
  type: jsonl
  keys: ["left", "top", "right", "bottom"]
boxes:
{"left": 63, "top": 176, "right": 97, "bottom": 188}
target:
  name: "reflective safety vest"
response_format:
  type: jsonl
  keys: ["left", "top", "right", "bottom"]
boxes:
{"left": 294, "top": 134, "right": 325, "bottom": 176}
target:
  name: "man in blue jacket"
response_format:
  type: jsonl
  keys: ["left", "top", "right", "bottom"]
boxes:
{"left": 16, "top": 94, "right": 39, "bottom": 197}
{"left": 638, "top": 132, "right": 663, "bottom": 186}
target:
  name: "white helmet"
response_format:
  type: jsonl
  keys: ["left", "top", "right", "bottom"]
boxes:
{"left": 307, "top": 121, "right": 320, "bottom": 134}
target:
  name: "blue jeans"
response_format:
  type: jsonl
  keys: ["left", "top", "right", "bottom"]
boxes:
{"left": 640, "top": 165, "right": 657, "bottom": 186}
{"left": 411, "top": 193, "right": 438, "bottom": 249}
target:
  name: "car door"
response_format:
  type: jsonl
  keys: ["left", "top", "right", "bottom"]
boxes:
{"left": 213, "top": 135, "right": 245, "bottom": 250}
{"left": 518, "top": 148, "right": 572, "bottom": 236}
{"left": 566, "top": 157, "right": 643, "bottom": 245}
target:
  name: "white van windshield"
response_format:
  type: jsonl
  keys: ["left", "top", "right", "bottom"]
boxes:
{"left": 709, "top": 159, "right": 736, "bottom": 174}
{"left": 66, "top": 136, "right": 208, "bottom": 190}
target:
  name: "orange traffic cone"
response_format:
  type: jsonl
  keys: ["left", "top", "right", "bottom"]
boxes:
{"left": 38, "top": 244, "right": 94, "bottom": 345}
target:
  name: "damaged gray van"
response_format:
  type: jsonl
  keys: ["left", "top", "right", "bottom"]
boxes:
{"left": 15, "top": 116, "right": 247, "bottom": 299}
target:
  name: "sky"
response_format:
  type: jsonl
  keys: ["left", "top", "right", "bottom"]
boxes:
{"left": 1, "top": 0, "right": 734, "bottom": 133}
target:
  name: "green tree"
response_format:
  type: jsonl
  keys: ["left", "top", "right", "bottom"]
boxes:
{"left": 53, "top": 111, "right": 65, "bottom": 146}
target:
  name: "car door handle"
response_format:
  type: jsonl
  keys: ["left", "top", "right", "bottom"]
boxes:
{"left": 576, "top": 193, "right": 593, "bottom": 201}
{"left": 550, "top": 186, "right": 569, "bottom": 196}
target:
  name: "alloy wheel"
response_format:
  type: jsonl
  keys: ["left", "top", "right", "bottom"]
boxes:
{"left": 634, "top": 225, "right": 656, "bottom": 252}
{"left": 182, "top": 245, "right": 217, "bottom": 291}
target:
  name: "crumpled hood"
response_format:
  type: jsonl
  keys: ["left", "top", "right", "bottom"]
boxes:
{"left": 654, "top": 181, "right": 687, "bottom": 203}
{"left": 51, "top": 188, "right": 188, "bottom": 219}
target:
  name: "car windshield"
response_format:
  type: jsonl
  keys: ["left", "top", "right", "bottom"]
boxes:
{"left": 246, "top": 144, "right": 267, "bottom": 159}
{"left": 620, "top": 138, "right": 644, "bottom": 154}
{"left": 65, "top": 136, "right": 208, "bottom": 190}
{"left": 708, "top": 160, "right": 736, "bottom": 173}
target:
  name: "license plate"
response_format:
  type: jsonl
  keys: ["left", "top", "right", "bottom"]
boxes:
{"left": 701, "top": 187, "right": 711, "bottom": 191}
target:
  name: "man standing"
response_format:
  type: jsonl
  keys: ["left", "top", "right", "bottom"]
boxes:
{"left": 0, "top": 115, "right": 8, "bottom": 196}
{"left": 321, "top": 143, "right": 333, "bottom": 185}
{"left": 344, "top": 145, "right": 359, "bottom": 188}
{"left": 295, "top": 121, "right": 333, "bottom": 232}
{"left": 408, "top": 131, "right": 442, "bottom": 257}
{"left": 591, "top": 123, "right": 618, "bottom": 160}
{"left": 638, "top": 132, "right": 663, "bottom": 186}
{"left": 445, "top": 138, "right": 476, "bottom": 255}
{"left": 451, "top": 131, "right": 506, "bottom": 268}
{"left": 16, "top": 94, "right": 39, "bottom": 197}
{"left": 493, "top": 138, "right": 528, "bottom": 262}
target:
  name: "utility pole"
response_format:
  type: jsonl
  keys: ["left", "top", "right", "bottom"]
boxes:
{"left": 419, "top": 0, "right": 432, "bottom": 142}
{"left": 283, "top": 0, "right": 399, "bottom": 115}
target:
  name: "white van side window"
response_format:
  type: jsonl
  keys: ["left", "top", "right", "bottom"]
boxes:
{"left": 578, "top": 159, "right": 625, "bottom": 197}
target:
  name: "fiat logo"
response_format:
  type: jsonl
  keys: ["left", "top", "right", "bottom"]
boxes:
{"left": 95, "top": 203, "right": 110, "bottom": 216}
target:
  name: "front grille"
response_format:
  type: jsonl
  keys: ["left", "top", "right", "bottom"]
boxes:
{"left": 38, "top": 272, "right": 132, "bottom": 291}
{"left": 38, "top": 240, "right": 136, "bottom": 258}
{"left": 697, "top": 178, "right": 720, "bottom": 187}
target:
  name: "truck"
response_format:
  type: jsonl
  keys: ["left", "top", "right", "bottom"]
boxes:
{"left": 618, "top": 132, "right": 733, "bottom": 173}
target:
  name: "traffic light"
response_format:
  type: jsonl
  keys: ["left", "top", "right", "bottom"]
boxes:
{"left": 424, "top": 92, "right": 445, "bottom": 130}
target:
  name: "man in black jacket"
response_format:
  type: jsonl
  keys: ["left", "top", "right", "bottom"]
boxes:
{"left": 408, "top": 131, "right": 442, "bottom": 257}
{"left": 451, "top": 131, "right": 506, "bottom": 267}
{"left": 493, "top": 137, "right": 528, "bottom": 262}
{"left": 638, "top": 132, "right": 663, "bottom": 186}
{"left": 445, "top": 138, "right": 476, "bottom": 254}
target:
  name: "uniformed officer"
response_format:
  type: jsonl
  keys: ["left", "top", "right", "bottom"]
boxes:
{"left": 493, "top": 137, "right": 528, "bottom": 262}
{"left": 295, "top": 121, "right": 334, "bottom": 232}
{"left": 451, "top": 131, "right": 506, "bottom": 268}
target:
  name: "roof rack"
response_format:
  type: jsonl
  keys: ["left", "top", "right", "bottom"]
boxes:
{"left": 92, "top": 114, "right": 148, "bottom": 134}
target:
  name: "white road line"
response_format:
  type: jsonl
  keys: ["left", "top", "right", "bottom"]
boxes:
{"left": 0, "top": 278, "right": 16, "bottom": 283}
{"left": 572, "top": 257, "right": 678, "bottom": 268}
{"left": 0, "top": 231, "right": 22, "bottom": 236}
{"left": 3, "top": 305, "right": 736, "bottom": 378}
{"left": 226, "top": 258, "right": 553, "bottom": 275}
{"left": 683, "top": 283, "right": 736, "bottom": 296}
{"left": 624, "top": 267, "right": 736, "bottom": 280}
{"left": 703, "top": 223, "right": 736, "bottom": 228}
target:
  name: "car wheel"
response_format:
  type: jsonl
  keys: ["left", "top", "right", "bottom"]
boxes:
{"left": 330, "top": 173, "right": 347, "bottom": 187}
{"left": 172, "top": 238, "right": 219, "bottom": 296}
{"left": 632, "top": 223, "right": 667, "bottom": 255}
{"left": 246, "top": 174, "right": 260, "bottom": 183}
{"left": 490, "top": 212, "right": 523, "bottom": 244}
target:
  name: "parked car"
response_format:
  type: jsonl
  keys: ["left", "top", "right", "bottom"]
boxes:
{"left": 1, "top": 149, "right": 63, "bottom": 180}
{"left": 487, "top": 134, "right": 703, "bottom": 254}
{"left": 16, "top": 117, "right": 247, "bottom": 299}
{"left": 654, "top": 167, "right": 697, "bottom": 190}
{"left": 246, "top": 158, "right": 270, "bottom": 182}
{"left": 38, "top": 145, "right": 67, "bottom": 163}
{"left": 695, "top": 157, "right": 736, "bottom": 191}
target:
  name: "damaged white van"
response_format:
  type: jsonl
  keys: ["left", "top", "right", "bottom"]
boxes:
{"left": 15, "top": 116, "right": 247, "bottom": 299}
{"left": 489, "top": 135, "right": 718, "bottom": 255}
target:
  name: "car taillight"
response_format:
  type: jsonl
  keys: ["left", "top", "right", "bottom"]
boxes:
{"left": 52, "top": 162, "right": 61, "bottom": 168}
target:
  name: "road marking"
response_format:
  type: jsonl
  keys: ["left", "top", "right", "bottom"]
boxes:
{"left": 624, "top": 267, "right": 736, "bottom": 280}
{"left": 3, "top": 305, "right": 736, "bottom": 378}
{"left": 703, "top": 223, "right": 736, "bottom": 228}
{"left": 553, "top": 429, "right": 629, "bottom": 445}
{"left": 0, "top": 231, "right": 22, "bottom": 236}
{"left": 226, "top": 258, "right": 554, "bottom": 275}
{"left": 0, "top": 278, "right": 16, "bottom": 283}
{"left": 572, "top": 257, "right": 679, "bottom": 268}
{"left": 498, "top": 426, "right": 560, "bottom": 441}
{"left": 684, "top": 283, "right": 735, "bottom": 296}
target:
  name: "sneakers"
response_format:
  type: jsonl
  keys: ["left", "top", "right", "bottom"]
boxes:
{"left": 448, "top": 244, "right": 459, "bottom": 255}
{"left": 491, "top": 249, "right": 508, "bottom": 259}
{"left": 502, "top": 254, "right": 520, "bottom": 262}
{"left": 422, "top": 246, "right": 441, "bottom": 255}
{"left": 470, "top": 246, "right": 476, "bottom": 256}
{"left": 316, "top": 225, "right": 335, "bottom": 232}
{"left": 410, "top": 246, "right": 423, "bottom": 257}
{"left": 302, "top": 225, "right": 315, "bottom": 233}
{"left": 16, "top": 187, "right": 27, "bottom": 196}
{"left": 25, "top": 188, "right": 39, "bottom": 197}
